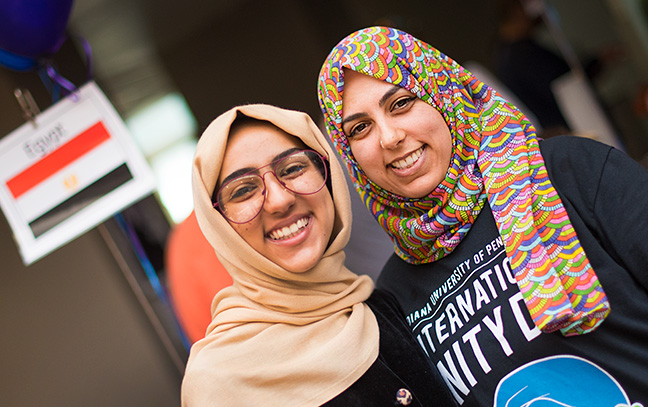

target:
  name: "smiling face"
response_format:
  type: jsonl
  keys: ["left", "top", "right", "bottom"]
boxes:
{"left": 218, "top": 120, "right": 335, "bottom": 273}
{"left": 341, "top": 69, "right": 453, "bottom": 198}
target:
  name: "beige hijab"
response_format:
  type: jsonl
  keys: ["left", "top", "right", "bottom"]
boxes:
{"left": 181, "top": 104, "right": 379, "bottom": 407}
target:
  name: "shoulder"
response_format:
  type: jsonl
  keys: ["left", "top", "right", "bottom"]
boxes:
{"left": 365, "top": 289, "right": 406, "bottom": 321}
{"left": 365, "top": 289, "right": 419, "bottom": 340}
{"left": 539, "top": 135, "right": 646, "bottom": 204}
{"left": 538, "top": 136, "right": 615, "bottom": 204}
{"left": 539, "top": 135, "right": 613, "bottom": 174}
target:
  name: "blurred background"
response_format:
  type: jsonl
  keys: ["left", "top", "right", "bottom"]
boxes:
{"left": 0, "top": 0, "right": 646, "bottom": 405}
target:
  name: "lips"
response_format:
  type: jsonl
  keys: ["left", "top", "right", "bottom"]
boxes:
{"left": 267, "top": 217, "right": 310, "bottom": 241}
{"left": 389, "top": 146, "right": 424, "bottom": 170}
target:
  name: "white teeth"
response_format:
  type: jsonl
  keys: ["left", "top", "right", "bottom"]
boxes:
{"left": 268, "top": 217, "right": 309, "bottom": 240}
{"left": 391, "top": 146, "right": 424, "bottom": 169}
{"left": 405, "top": 155, "right": 414, "bottom": 166}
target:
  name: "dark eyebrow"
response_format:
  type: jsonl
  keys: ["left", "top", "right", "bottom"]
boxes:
{"left": 273, "top": 147, "right": 302, "bottom": 162}
{"left": 340, "top": 85, "right": 402, "bottom": 128}
{"left": 218, "top": 147, "right": 303, "bottom": 187}
{"left": 379, "top": 85, "right": 403, "bottom": 107}
{"left": 219, "top": 167, "right": 255, "bottom": 188}
{"left": 341, "top": 112, "right": 365, "bottom": 128}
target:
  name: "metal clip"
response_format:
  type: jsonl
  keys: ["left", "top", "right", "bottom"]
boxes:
{"left": 14, "top": 88, "right": 41, "bottom": 128}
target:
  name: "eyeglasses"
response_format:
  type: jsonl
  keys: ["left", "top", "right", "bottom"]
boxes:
{"left": 213, "top": 149, "right": 328, "bottom": 224}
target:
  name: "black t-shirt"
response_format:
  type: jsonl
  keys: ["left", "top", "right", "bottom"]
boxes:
{"left": 377, "top": 136, "right": 648, "bottom": 406}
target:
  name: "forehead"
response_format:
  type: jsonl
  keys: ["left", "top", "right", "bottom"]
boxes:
{"left": 341, "top": 70, "right": 407, "bottom": 112}
{"left": 220, "top": 122, "right": 305, "bottom": 177}
{"left": 227, "top": 121, "right": 306, "bottom": 152}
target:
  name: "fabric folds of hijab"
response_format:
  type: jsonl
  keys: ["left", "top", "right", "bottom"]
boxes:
{"left": 317, "top": 26, "right": 609, "bottom": 336}
{"left": 183, "top": 104, "right": 378, "bottom": 407}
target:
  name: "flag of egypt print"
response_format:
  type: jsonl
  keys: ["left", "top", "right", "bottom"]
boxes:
{"left": 5, "top": 121, "right": 133, "bottom": 238}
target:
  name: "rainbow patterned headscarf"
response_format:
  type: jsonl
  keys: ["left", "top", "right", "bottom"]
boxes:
{"left": 317, "top": 26, "right": 609, "bottom": 335}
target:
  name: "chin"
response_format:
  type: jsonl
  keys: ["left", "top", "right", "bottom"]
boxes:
{"left": 405, "top": 177, "right": 444, "bottom": 199}
{"left": 277, "top": 249, "right": 325, "bottom": 273}
{"left": 281, "top": 260, "right": 319, "bottom": 274}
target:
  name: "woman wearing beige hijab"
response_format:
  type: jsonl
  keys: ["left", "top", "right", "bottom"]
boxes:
{"left": 182, "top": 104, "right": 455, "bottom": 406}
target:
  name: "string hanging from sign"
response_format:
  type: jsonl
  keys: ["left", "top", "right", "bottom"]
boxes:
{"left": 114, "top": 212, "right": 192, "bottom": 351}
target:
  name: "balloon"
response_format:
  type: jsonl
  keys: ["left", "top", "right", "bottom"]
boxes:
{"left": 0, "top": 0, "right": 75, "bottom": 62}
{"left": 0, "top": 47, "right": 38, "bottom": 71}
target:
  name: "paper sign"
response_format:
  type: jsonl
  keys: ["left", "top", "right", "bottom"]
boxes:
{"left": 0, "top": 81, "right": 156, "bottom": 265}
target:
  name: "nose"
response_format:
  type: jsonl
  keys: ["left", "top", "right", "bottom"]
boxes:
{"left": 378, "top": 123, "right": 405, "bottom": 150}
{"left": 261, "top": 172, "right": 295, "bottom": 214}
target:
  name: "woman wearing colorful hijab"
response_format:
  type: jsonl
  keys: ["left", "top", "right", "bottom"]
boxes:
{"left": 318, "top": 26, "right": 648, "bottom": 405}
{"left": 182, "top": 104, "right": 456, "bottom": 406}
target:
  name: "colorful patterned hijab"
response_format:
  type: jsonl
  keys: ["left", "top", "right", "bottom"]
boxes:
{"left": 183, "top": 104, "right": 378, "bottom": 406}
{"left": 317, "top": 26, "right": 609, "bottom": 336}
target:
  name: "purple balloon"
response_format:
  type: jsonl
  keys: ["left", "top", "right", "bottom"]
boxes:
{"left": 0, "top": 0, "right": 74, "bottom": 58}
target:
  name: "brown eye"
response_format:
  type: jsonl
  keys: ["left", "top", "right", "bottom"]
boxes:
{"left": 393, "top": 96, "right": 416, "bottom": 111}
{"left": 348, "top": 122, "right": 369, "bottom": 139}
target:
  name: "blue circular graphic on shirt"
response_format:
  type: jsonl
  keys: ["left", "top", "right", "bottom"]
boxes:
{"left": 494, "top": 355, "right": 636, "bottom": 407}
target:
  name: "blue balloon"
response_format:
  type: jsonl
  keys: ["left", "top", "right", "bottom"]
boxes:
{"left": 0, "top": 0, "right": 74, "bottom": 67}
{"left": 0, "top": 47, "right": 38, "bottom": 71}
